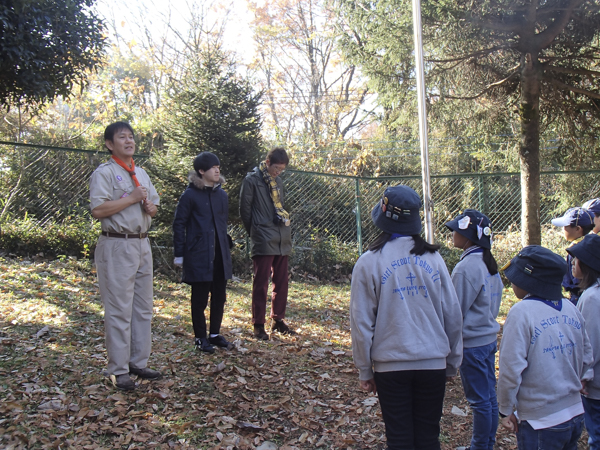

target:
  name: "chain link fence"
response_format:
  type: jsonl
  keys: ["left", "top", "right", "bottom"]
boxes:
{"left": 1, "top": 142, "right": 600, "bottom": 277}
{"left": 282, "top": 169, "right": 600, "bottom": 250}
{"left": 0, "top": 141, "right": 148, "bottom": 225}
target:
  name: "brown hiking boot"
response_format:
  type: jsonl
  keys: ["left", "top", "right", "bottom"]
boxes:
{"left": 129, "top": 366, "right": 162, "bottom": 380}
{"left": 271, "top": 319, "right": 296, "bottom": 335}
{"left": 253, "top": 324, "right": 269, "bottom": 340}
{"left": 111, "top": 373, "right": 136, "bottom": 391}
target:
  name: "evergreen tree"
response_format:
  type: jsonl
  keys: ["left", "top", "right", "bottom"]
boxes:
{"left": 338, "top": 0, "right": 600, "bottom": 244}
{"left": 150, "top": 46, "right": 263, "bottom": 229}
{"left": 0, "top": 0, "right": 106, "bottom": 109}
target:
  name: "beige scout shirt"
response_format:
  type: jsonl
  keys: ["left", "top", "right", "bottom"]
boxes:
{"left": 89, "top": 159, "right": 160, "bottom": 234}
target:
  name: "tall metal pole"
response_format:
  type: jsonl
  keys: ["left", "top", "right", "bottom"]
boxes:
{"left": 355, "top": 178, "right": 363, "bottom": 255}
{"left": 412, "top": 0, "right": 434, "bottom": 243}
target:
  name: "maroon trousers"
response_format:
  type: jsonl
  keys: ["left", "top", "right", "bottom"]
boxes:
{"left": 251, "top": 255, "right": 289, "bottom": 324}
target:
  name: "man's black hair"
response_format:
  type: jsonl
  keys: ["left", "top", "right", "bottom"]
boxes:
{"left": 104, "top": 122, "right": 135, "bottom": 154}
{"left": 266, "top": 147, "right": 289, "bottom": 165}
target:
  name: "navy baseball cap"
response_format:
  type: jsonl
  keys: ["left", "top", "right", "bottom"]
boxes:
{"left": 445, "top": 209, "right": 493, "bottom": 249}
{"left": 567, "top": 233, "right": 600, "bottom": 273}
{"left": 551, "top": 207, "right": 594, "bottom": 227}
{"left": 502, "top": 245, "right": 567, "bottom": 301}
{"left": 583, "top": 198, "right": 600, "bottom": 215}
{"left": 371, "top": 185, "right": 422, "bottom": 235}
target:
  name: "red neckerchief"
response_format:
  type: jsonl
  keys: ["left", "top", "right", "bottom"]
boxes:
{"left": 111, "top": 155, "right": 140, "bottom": 187}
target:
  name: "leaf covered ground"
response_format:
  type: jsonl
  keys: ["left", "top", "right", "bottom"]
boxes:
{"left": 0, "top": 255, "right": 584, "bottom": 449}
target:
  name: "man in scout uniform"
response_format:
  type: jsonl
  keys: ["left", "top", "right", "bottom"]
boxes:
{"left": 90, "top": 121, "right": 162, "bottom": 390}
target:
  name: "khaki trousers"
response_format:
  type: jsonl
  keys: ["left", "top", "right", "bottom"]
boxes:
{"left": 95, "top": 235, "right": 154, "bottom": 376}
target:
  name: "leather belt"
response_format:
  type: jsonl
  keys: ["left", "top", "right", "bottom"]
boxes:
{"left": 101, "top": 231, "right": 148, "bottom": 239}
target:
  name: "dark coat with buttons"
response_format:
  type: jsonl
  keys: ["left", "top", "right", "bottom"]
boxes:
{"left": 239, "top": 167, "right": 292, "bottom": 257}
{"left": 173, "top": 171, "right": 232, "bottom": 284}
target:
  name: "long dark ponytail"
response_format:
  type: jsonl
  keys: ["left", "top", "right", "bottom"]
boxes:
{"left": 367, "top": 232, "right": 440, "bottom": 254}
{"left": 410, "top": 235, "right": 441, "bottom": 255}
{"left": 482, "top": 248, "right": 499, "bottom": 275}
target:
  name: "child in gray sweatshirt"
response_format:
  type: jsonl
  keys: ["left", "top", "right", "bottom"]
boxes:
{"left": 350, "top": 185, "right": 463, "bottom": 450}
{"left": 446, "top": 210, "right": 503, "bottom": 450}
{"left": 567, "top": 233, "right": 600, "bottom": 449}
{"left": 498, "top": 245, "right": 593, "bottom": 450}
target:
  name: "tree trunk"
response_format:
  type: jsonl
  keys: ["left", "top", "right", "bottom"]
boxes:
{"left": 519, "top": 53, "right": 542, "bottom": 246}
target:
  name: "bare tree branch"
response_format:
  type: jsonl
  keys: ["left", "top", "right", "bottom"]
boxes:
{"left": 531, "top": 0, "right": 585, "bottom": 50}
{"left": 545, "top": 76, "right": 600, "bottom": 99}
{"left": 427, "top": 44, "right": 515, "bottom": 64}
{"left": 444, "top": 68, "right": 520, "bottom": 100}
{"left": 545, "top": 65, "right": 600, "bottom": 78}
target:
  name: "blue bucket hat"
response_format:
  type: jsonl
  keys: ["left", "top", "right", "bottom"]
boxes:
{"left": 583, "top": 198, "right": 600, "bottom": 215}
{"left": 567, "top": 233, "right": 600, "bottom": 273}
{"left": 551, "top": 207, "right": 594, "bottom": 227}
{"left": 502, "top": 245, "right": 567, "bottom": 301}
{"left": 371, "top": 185, "right": 422, "bottom": 235}
{"left": 445, "top": 209, "right": 493, "bottom": 249}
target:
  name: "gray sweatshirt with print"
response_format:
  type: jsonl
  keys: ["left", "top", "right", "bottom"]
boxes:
{"left": 498, "top": 298, "right": 593, "bottom": 420}
{"left": 451, "top": 251, "right": 503, "bottom": 348}
{"left": 578, "top": 283, "right": 600, "bottom": 400}
{"left": 350, "top": 236, "right": 463, "bottom": 380}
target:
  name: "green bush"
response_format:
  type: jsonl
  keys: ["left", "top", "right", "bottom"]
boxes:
{"left": 0, "top": 215, "right": 100, "bottom": 258}
{"left": 438, "top": 243, "right": 462, "bottom": 275}
{"left": 0, "top": 213, "right": 571, "bottom": 286}
{"left": 290, "top": 234, "right": 358, "bottom": 282}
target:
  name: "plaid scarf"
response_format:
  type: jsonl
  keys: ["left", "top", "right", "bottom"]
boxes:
{"left": 260, "top": 161, "right": 290, "bottom": 223}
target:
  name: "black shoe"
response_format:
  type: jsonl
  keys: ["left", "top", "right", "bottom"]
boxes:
{"left": 112, "top": 373, "right": 136, "bottom": 391}
{"left": 209, "top": 335, "right": 233, "bottom": 350}
{"left": 195, "top": 337, "right": 215, "bottom": 353}
{"left": 129, "top": 366, "right": 162, "bottom": 380}
{"left": 271, "top": 319, "right": 296, "bottom": 335}
{"left": 253, "top": 324, "right": 269, "bottom": 340}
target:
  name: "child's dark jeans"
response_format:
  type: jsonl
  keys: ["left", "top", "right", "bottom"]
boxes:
{"left": 516, "top": 414, "right": 583, "bottom": 450}
{"left": 583, "top": 396, "right": 600, "bottom": 450}
{"left": 460, "top": 341, "right": 498, "bottom": 450}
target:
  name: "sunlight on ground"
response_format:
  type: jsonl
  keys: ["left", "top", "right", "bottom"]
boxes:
{"left": 0, "top": 255, "right": 545, "bottom": 450}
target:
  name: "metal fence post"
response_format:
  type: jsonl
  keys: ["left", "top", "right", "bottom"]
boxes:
{"left": 478, "top": 175, "right": 486, "bottom": 212}
{"left": 355, "top": 178, "right": 363, "bottom": 254}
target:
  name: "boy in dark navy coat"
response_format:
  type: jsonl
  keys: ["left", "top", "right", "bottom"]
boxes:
{"left": 173, "top": 152, "right": 233, "bottom": 353}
